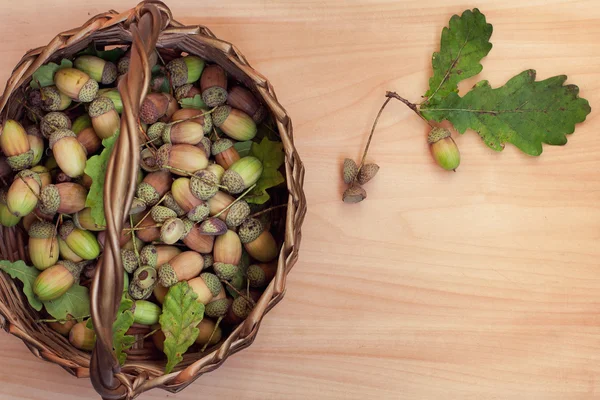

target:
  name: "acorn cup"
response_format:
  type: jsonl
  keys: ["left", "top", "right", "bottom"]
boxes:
{"left": 7, "top": 170, "right": 41, "bottom": 217}
{"left": 151, "top": 205, "right": 178, "bottom": 223}
{"left": 342, "top": 183, "right": 367, "bottom": 204}
{"left": 39, "top": 86, "right": 72, "bottom": 112}
{"left": 175, "top": 83, "right": 202, "bottom": 102}
{"left": 170, "top": 108, "right": 213, "bottom": 133}
{"left": 224, "top": 295, "right": 254, "bottom": 326}
{"left": 54, "top": 68, "right": 99, "bottom": 102}
{"left": 208, "top": 191, "right": 235, "bottom": 220}
{"left": 49, "top": 129, "right": 88, "bottom": 178}
{"left": 166, "top": 55, "right": 205, "bottom": 88}
{"left": 136, "top": 170, "right": 172, "bottom": 206}
{"left": 145, "top": 122, "right": 166, "bottom": 146}
{"left": 28, "top": 220, "right": 59, "bottom": 270}
{"left": 39, "top": 183, "right": 87, "bottom": 216}
{"left": 357, "top": 163, "right": 380, "bottom": 185}
{"left": 40, "top": 112, "right": 71, "bottom": 138}
{"left": 132, "top": 265, "right": 158, "bottom": 290}
{"left": 73, "top": 207, "right": 105, "bottom": 231}
{"left": 133, "top": 300, "right": 161, "bottom": 326}
{"left": 140, "top": 148, "right": 159, "bottom": 172}
{"left": 89, "top": 96, "right": 120, "bottom": 139}
{"left": 139, "top": 244, "right": 182, "bottom": 268}
{"left": 212, "top": 106, "right": 257, "bottom": 141}
{"left": 160, "top": 217, "right": 185, "bottom": 244}
{"left": 163, "top": 192, "right": 186, "bottom": 217}
{"left": 190, "top": 170, "right": 219, "bottom": 201}
{"left": 203, "top": 254, "right": 214, "bottom": 269}
{"left": 157, "top": 251, "right": 204, "bottom": 287}
{"left": 162, "top": 121, "right": 205, "bottom": 145}
{"left": 140, "top": 93, "right": 172, "bottom": 125}
{"left": 200, "top": 64, "right": 228, "bottom": 107}
{"left": 156, "top": 144, "right": 209, "bottom": 175}
{"left": 198, "top": 217, "right": 228, "bottom": 236}
{"left": 214, "top": 230, "right": 242, "bottom": 265}
{"left": 227, "top": 85, "right": 267, "bottom": 123}
{"left": 211, "top": 138, "right": 241, "bottom": 170}
{"left": 342, "top": 158, "right": 358, "bottom": 184}
{"left": 221, "top": 156, "right": 263, "bottom": 194}
{"left": 74, "top": 55, "right": 118, "bottom": 85}
{"left": 69, "top": 320, "right": 96, "bottom": 351}
{"left": 0, "top": 120, "right": 33, "bottom": 171}
{"left": 225, "top": 200, "right": 250, "bottom": 228}
{"left": 180, "top": 218, "right": 215, "bottom": 253}
{"left": 76, "top": 126, "right": 102, "bottom": 154}
{"left": 0, "top": 189, "right": 21, "bottom": 227}
{"left": 121, "top": 249, "right": 138, "bottom": 274}
{"left": 247, "top": 262, "right": 277, "bottom": 289}
{"left": 188, "top": 272, "right": 222, "bottom": 305}
{"left": 239, "top": 218, "right": 279, "bottom": 262}
{"left": 97, "top": 89, "right": 123, "bottom": 113}
{"left": 58, "top": 237, "right": 83, "bottom": 262}
{"left": 195, "top": 318, "right": 222, "bottom": 346}
{"left": 59, "top": 221, "right": 100, "bottom": 260}
{"left": 428, "top": 127, "right": 460, "bottom": 171}
{"left": 198, "top": 137, "right": 212, "bottom": 158}
{"left": 213, "top": 262, "right": 239, "bottom": 281}
{"left": 33, "top": 260, "right": 84, "bottom": 301}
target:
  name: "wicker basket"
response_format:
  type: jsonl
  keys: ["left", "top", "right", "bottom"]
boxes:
{"left": 0, "top": 1, "right": 306, "bottom": 398}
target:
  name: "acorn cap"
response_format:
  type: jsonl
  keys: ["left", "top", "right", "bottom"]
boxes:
{"left": 49, "top": 129, "right": 77, "bottom": 150}
{"left": 200, "top": 272, "right": 223, "bottom": 297}
{"left": 136, "top": 182, "right": 160, "bottom": 206}
{"left": 231, "top": 296, "right": 253, "bottom": 319}
{"left": 155, "top": 144, "right": 171, "bottom": 169}
{"left": 147, "top": 122, "right": 166, "bottom": 145}
{"left": 187, "top": 202, "right": 210, "bottom": 222}
{"left": 203, "top": 254, "right": 214, "bottom": 269}
{"left": 198, "top": 217, "right": 228, "bottom": 236}
{"left": 211, "top": 105, "right": 231, "bottom": 127}
{"left": 174, "top": 84, "right": 198, "bottom": 101}
{"left": 190, "top": 170, "right": 219, "bottom": 201}
{"left": 225, "top": 200, "right": 250, "bottom": 228}
{"left": 205, "top": 298, "right": 230, "bottom": 318}
{"left": 129, "top": 283, "right": 153, "bottom": 300}
{"left": 213, "top": 262, "right": 239, "bottom": 281}
{"left": 157, "top": 263, "right": 177, "bottom": 287}
{"left": 238, "top": 218, "right": 263, "bottom": 244}
{"left": 88, "top": 96, "right": 115, "bottom": 117}
{"left": 211, "top": 138, "right": 234, "bottom": 156}
{"left": 39, "top": 184, "right": 60, "bottom": 215}
{"left": 140, "top": 245, "right": 158, "bottom": 267}
{"left": 247, "top": 264, "right": 267, "bottom": 288}
{"left": 343, "top": 158, "right": 358, "bottom": 184}
{"left": 221, "top": 170, "right": 244, "bottom": 194}
{"left": 151, "top": 205, "right": 177, "bottom": 223}
{"left": 160, "top": 217, "right": 184, "bottom": 244}
{"left": 7, "top": 151, "right": 34, "bottom": 171}
{"left": 202, "top": 87, "right": 228, "bottom": 108}
{"left": 163, "top": 192, "right": 186, "bottom": 217}
{"left": 117, "top": 57, "right": 130, "bottom": 75}
{"left": 29, "top": 220, "right": 55, "bottom": 239}
{"left": 40, "top": 86, "right": 71, "bottom": 112}
{"left": 121, "top": 249, "right": 139, "bottom": 273}
{"left": 357, "top": 163, "right": 380, "bottom": 185}
{"left": 130, "top": 197, "right": 147, "bottom": 215}
{"left": 179, "top": 218, "right": 194, "bottom": 240}
{"left": 166, "top": 56, "right": 205, "bottom": 88}
{"left": 199, "top": 137, "right": 212, "bottom": 158}
{"left": 40, "top": 112, "right": 71, "bottom": 138}
{"left": 342, "top": 183, "right": 367, "bottom": 204}
{"left": 427, "top": 127, "right": 451, "bottom": 144}
{"left": 133, "top": 265, "right": 157, "bottom": 290}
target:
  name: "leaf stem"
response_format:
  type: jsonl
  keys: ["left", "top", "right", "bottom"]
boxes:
{"left": 385, "top": 91, "right": 433, "bottom": 127}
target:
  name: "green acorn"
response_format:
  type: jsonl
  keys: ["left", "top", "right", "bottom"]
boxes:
{"left": 166, "top": 55, "right": 205, "bottom": 88}
{"left": 40, "top": 112, "right": 71, "bottom": 138}
{"left": 199, "top": 217, "right": 228, "bottom": 236}
{"left": 133, "top": 300, "right": 161, "bottom": 325}
{"left": 121, "top": 249, "right": 139, "bottom": 274}
{"left": 54, "top": 68, "right": 99, "bottom": 102}
{"left": 58, "top": 237, "right": 83, "bottom": 262}
{"left": 132, "top": 265, "right": 157, "bottom": 290}
{"left": 247, "top": 263, "right": 276, "bottom": 289}
{"left": 97, "top": 89, "right": 123, "bottom": 113}
{"left": 227, "top": 85, "right": 267, "bottom": 123}
{"left": 214, "top": 229, "right": 242, "bottom": 265}
{"left": 428, "top": 127, "right": 460, "bottom": 171}
{"left": 39, "top": 183, "right": 87, "bottom": 216}
{"left": 357, "top": 163, "right": 380, "bottom": 185}
{"left": 221, "top": 156, "right": 263, "bottom": 194}
{"left": 175, "top": 83, "right": 202, "bottom": 101}
{"left": 225, "top": 200, "right": 250, "bottom": 228}
{"left": 162, "top": 121, "right": 205, "bottom": 145}
{"left": 200, "top": 64, "right": 228, "bottom": 107}
{"left": 342, "top": 183, "right": 367, "bottom": 204}
{"left": 136, "top": 170, "right": 172, "bottom": 206}
{"left": 74, "top": 55, "right": 118, "bottom": 85}
{"left": 28, "top": 220, "right": 59, "bottom": 270}
{"left": 73, "top": 207, "right": 105, "bottom": 231}
{"left": 24, "top": 133, "right": 41, "bottom": 168}
{"left": 190, "top": 170, "right": 219, "bottom": 201}
{"left": 146, "top": 122, "right": 166, "bottom": 146}
{"left": 7, "top": 170, "right": 41, "bottom": 217}
{"left": 59, "top": 221, "right": 100, "bottom": 260}
{"left": 69, "top": 320, "right": 96, "bottom": 351}
{"left": 71, "top": 115, "right": 92, "bottom": 134}
{"left": 163, "top": 192, "right": 186, "bottom": 217}
{"left": 212, "top": 105, "right": 257, "bottom": 141}
{"left": 39, "top": 86, "right": 72, "bottom": 112}
{"left": 239, "top": 218, "right": 278, "bottom": 262}
{"left": 205, "top": 298, "right": 231, "bottom": 319}
{"left": 33, "top": 260, "right": 83, "bottom": 301}
{"left": 213, "top": 262, "right": 239, "bottom": 281}
{"left": 207, "top": 163, "right": 225, "bottom": 182}
{"left": 151, "top": 205, "right": 178, "bottom": 223}
{"left": 160, "top": 217, "right": 185, "bottom": 245}
{"left": 157, "top": 251, "right": 204, "bottom": 287}
{"left": 89, "top": 96, "right": 120, "bottom": 139}
{"left": 0, "top": 189, "right": 21, "bottom": 227}
{"left": 49, "top": 129, "right": 87, "bottom": 178}
{"left": 156, "top": 143, "right": 209, "bottom": 175}
{"left": 187, "top": 201, "right": 210, "bottom": 222}
{"left": 211, "top": 138, "right": 240, "bottom": 170}
{"left": 342, "top": 158, "right": 358, "bottom": 184}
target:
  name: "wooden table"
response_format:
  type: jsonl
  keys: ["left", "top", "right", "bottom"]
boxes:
{"left": 1, "top": 1, "right": 599, "bottom": 399}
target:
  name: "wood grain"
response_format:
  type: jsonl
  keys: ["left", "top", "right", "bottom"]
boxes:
{"left": 1, "top": 0, "right": 599, "bottom": 399}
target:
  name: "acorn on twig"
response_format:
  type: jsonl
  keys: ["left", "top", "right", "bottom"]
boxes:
{"left": 427, "top": 127, "right": 460, "bottom": 171}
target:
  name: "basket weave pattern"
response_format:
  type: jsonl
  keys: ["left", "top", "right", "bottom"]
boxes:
{"left": 0, "top": 2, "right": 306, "bottom": 398}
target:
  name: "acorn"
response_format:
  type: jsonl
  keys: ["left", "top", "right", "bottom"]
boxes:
{"left": 71, "top": 115, "right": 92, "bottom": 134}
{"left": 0, "top": 120, "right": 33, "bottom": 170}
{"left": 59, "top": 221, "right": 100, "bottom": 260}
{"left": 0, "top": 189, "right": 21, "bottom": 227}
{"left": 151, "top": 205, "right": 177, "bottom": 223}
{"left": 175, "top": 83, "right": 202, "bottom": 102}
{"left": 428, "top": 127, "right": 460, "bottom": 171}
{"left": 40, "top": 112, "right": 71, "bottom": 139}
{"left": 227, "top": 85, "right": 267, "bottom": 123}
{"left": 75, "top": 126, "right": 102, "bottom": 154}
{"left": 203, "top": 254, "right": 214, "bottom": 269}
{"left": 26, "top": 133, "right": 43, "bottom": 167}
{"left": 122, "top": 236, "right": 144, "bottom": 252}
{"left": 157, "top": 251, "right": 204, "bottom": 287}
{"left": 136, "top": 170, "right": 172, "bottom": 206}
{"left": 208, "top": 191, "right": 235, "bottom": 220}
{"left": 7, "top": 170, "right": 41, "bottom": 217}
{"left": 247, "top": 262, "right": 277, "bottom": 289}
{"left": 57, "top": 237, "right": 83, "bottom": 262}
{"left": 48, "top": 316, "right": 76, "bottom": 337}
{"left": 212, "top": 106, "right": 257, "bottom": 141}
{"left": 195, "top": 318, "right": 222, "bottom": 346}
{"left": 225, "top": 200, "right": 250, "bottom": 228}
{"left": 39, "top": 86, "right": 72, "bottom": 112}
{"left": 185, "top": 200, "right": 208, "bottom": 223}
{"left": 188, "top": 272, "right": 222, "bottom": 304}
{"left": 28, "top": 220, "right": 59, "bottom": 270}
{"left": 39, "top": 183, "right": 87, "bottom": 216}
{"left": 135, "top": 216, "right": 161, "bottom": 243}
{"left": 30, "top": 165, "right": 52, "bottom": 188}
{"left": 74, "top": 55, "right": 117, "bottom": 85}
{"left": 198, "top": 137, "right": 212, "bottom": 158}
{"left": 33, "top": 260, "right": 83, "bottom": 301}
{"left": 146, "top": 122, "right": 166, "bottom": 146}
{"left": 133, "top": 300, "right": 161, "bottom": 325}
{"left": 221, "top": 156, "right": 263, "bottom": 194}
{"left": 170, "top": 108, "right": 212, "bottom": 133}
{"left": 140, "top": 244, "right": 182, "bottom": 268}
{"left": 160, "top": 217, "right": 185, "bottom": 244}
{"left": 132, "top": 265, "right": 157, "bottom": 290}
{"left": 211, "top": 138, "right": 241, "bottom": 170}
{"left": 163, "top": 192, "right": 186, "bottom": 217}
{"left": 156, "top": 144, "right": 209, "bottom": 175}
{"left": 160, "top": 94, "right": 179, "bottom": 123}
{"left": 205, "top": 298, "right": 231, "bottom": 319}
{"left": 54, "top": 68, "right": 99, "bottom": 102}
{"left": 207, "top": 163, "right": 225, "bottom": 181}
{"left": 73, "top": 207, "right": 105, "bottom": 231}
{"left": 180, "top": 219, "right": 215, "bottom": 253}
{"left": 357, "top": 164, "right": 379, "bottom": 185}
{"left": 69, "top": 320, "right": 96, "bottom": 351}
{"left": 153, "top": 283, "right": 169, "bottom": 304}
{"left": 190, "top": 170, "right": 219, "bottom": 201}
{"left": 129, "top": 197, "right": 147, "bottom": 216}
{"left": 213, "top": 262, "right": 239, "bottom": 281}
{"left": 200, "top": 65, "right": 228, "bottom": 107}
{"left": 140, "top": 93, "right": 172, "bottom": 125}
{"left": 121, "top": 249, "right": 139, "bottom": 274}
{"left": 89, "top": 96, "right": 120, "bottom": 139}
{"left": 342, "top": 183, "right": 367, "bottom": 204}
{"left": 225, "top": 295, "right": 254, "bottom": 325}
{"left": 239, "top": 218, "right": 278, "bottom": 262}
{"left": 214, "top": 230, "right": 242, "bottom": 265}
{"left": 162, "top": 121, "right": 205, "bottom": 145}
{"left": 117, "top": 50, "right": 157, "bottom": 75}
{"left": 343, "top": 158, "right": 358, "bottom": 184}
{"left": 166, "top": 55, "right": 205, "bottom": 88}
{"left": 140, "top": 148, "right": 159, "bottom": 172}
{"left": 49, "top": 129, "right": 87, "bottom": 178}
{"left": 129, "top": 283, "right": 153, "bottom": 301}
{"left": 97, "top": 89, "right": 123, "bottom": 113}
{"left": 198, "top": 217, "right": 228, "bottom": 236}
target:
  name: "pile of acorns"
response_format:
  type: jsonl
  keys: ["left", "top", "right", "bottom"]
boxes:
{"left": 0, "top": 49, "right": 281, "bottom": 353}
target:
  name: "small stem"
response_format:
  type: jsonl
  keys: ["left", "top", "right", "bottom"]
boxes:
{"left": 221, "top": 280, "right": 256, "bottom": 306}
{"left": 129, "top": 328, "right": 160, "bottom": 347}
{"left": 18, "top": 175, "right": 42, "bottom": 201}
{"left": 130, "top": 215, "right": 140, "bottom": 261}
{"left": 385, "top": 91, "right": 433, "bottom": 127}
{"left": 155, "top": 49, "right": 166, "bottom": 66}
{"left": 249, "top": 204, "right": 287, "bottom": 219}
{"left": 201, "top": 316, "right": 223, "bottom": 352}
{"left": 355, "top": 96, "right": 392, "bottom": 172}
{"left": 124, "top": 224, "right": 163, "bottom": 232}
{"left": 168, "top": 107, "right": 217, "bottom": 126}
{"left": 213, "top": 184, "right": 256, "bottom": 219}
{"left": 133, "top": 193, "right": 168, "bottom": 229}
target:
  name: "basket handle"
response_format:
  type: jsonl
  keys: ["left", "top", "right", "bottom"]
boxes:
{"left": 90, "top": 2, "right": 167, "bottom": 399}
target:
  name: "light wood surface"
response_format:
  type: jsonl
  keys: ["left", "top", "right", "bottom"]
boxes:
{"left": 1, "top": 1, "right": 599, "bottom": 399}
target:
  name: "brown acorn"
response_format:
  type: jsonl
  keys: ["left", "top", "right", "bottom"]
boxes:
{"left": 140, "top": 93, "right": 171, "bottom": 125}
{"left": 212, "top": 106, "right": 257, "bottom": 141}
{"left": 136, "top": 216, "right": 162, "bottom": 243}
{"left": 180, "top": 218, "right": 215, "bottom": 253}
{"left": 75, "top": 126, "right": 102, "bottom": 154}
{"left": 39, "top": 86, "right": 72, "bottom": 112}
{"left": 156, "top": 144, "right": 209, "bottom": 175}
{"left": 211, "top": 138, "right": 241, "bottom": 170}
{"left": 136, "top": 170, "right": 172, "bottom": 206}
{"left": 214, "top": 230, "right": 242, "bottom": 265}
{"left": 73, "top": 207, "right": 105, "bottom": 231}
{"left": 342, "top": 183, "right": 367, "bottom": 204}
{"left": 7, "top": 170, "right": 41, "bottom": 217}
{"left": 175, "top": 83, "right": 202, "bottom": 102}
{"left": 153, "top": 284, "right": 169, "bottom": 305}
{"left": 227, "top": 85, "right": 267, "bottom": 123}
{"left": 166, "top": 55, "right": 205, "bottom": 88}
{"left": 188, "top": 272, "right": 222, "bottom": 305}
{"left": 28, "top": 220, "right": 59, "bottom": 270}
{"left": 208, "top": 191, "right": 235, "bottom": 221}
{"left": 171, "top": 177, "right": 205, "bottom": 213}
{"left": 162, "top": 121, "right": 205, "bottom": 145}
{"left": 247, "top": 262, "right": 277, "bottom": 289}
{"left": 40, "top": 112, "right": 71, "bottom": 139}
{"left": 195, "top": 318, "right": 222, "bottom": 346}
{"left": 160, "top": 217, "right": 185, "bottom": 244}
{"left": 69, "top": 320, "right": 96, "bottom": 351}
{"left": 342, "top": 158, "right": 358, "bottom": 184}
{"left": 200, "top": 65, "right": 228, "bottom": 107}
{"left": 159, "top": 93, "right": 179, "bottom": 123}
{"left": 157, "top": 251, "right": 204, "bottom": 287}
{"left": 47, "top": 316, "right": 76, "bottom": 337}
{"left": 39, "top": 182, "right": 87, "bottom": 216}
{"left": 49, "top": 129, "right": 87, "bottom": 178}
{"left": 357, "top": 163, "right": 380, "bottom": 185}
{"left": 54, "top": 68, "right": 99, "bottom": 102}
{"left": 74, "top": 55, "right": 118, "bottom": 85}
{"left": 89, "top": 96, "right": 120, "bottom": 139}
{"left": 80, "top": 173, "right": 93, "bottom": 190}
{"left": 140, "top": 244, "right": 182, "bottom": 268}
{"left": 239, "top": 218, "right": 279, "bottom": 262}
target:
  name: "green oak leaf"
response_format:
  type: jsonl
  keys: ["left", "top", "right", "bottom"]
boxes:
{"left": 424, "top": 9, "right": 492, "bottom": 105}
{"left": 0, "top": 260, "right": 42, "bottom": 311}
{"left": 246, "top": 137, "right": 285, "bottom": 204}
{"left": 421, "top": 70, "right": 592, "bottom": 155}
{"left": 84, "top": 133, "right": 120, "bottom": 226}
{"left": 112, "top": 294, "right": 136, "bottom": 365}
{"left": 179, "top": 95, "right": 207, "bottom": 110}
{"left": 43, "top": 284, "right": 90, "bottom": 321}
{"left": 160, "top": 282, "right": 204, "bottom": 374}
{"left": 30, "top": 59, "right": 73, "bottom": 89}
{"left": 233, "top": 140, "right": 253, "bottom": 157}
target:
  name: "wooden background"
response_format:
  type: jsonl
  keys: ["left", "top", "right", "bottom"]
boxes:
{"left": 0, "top": 0, "right": 599, "bottom": 399}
